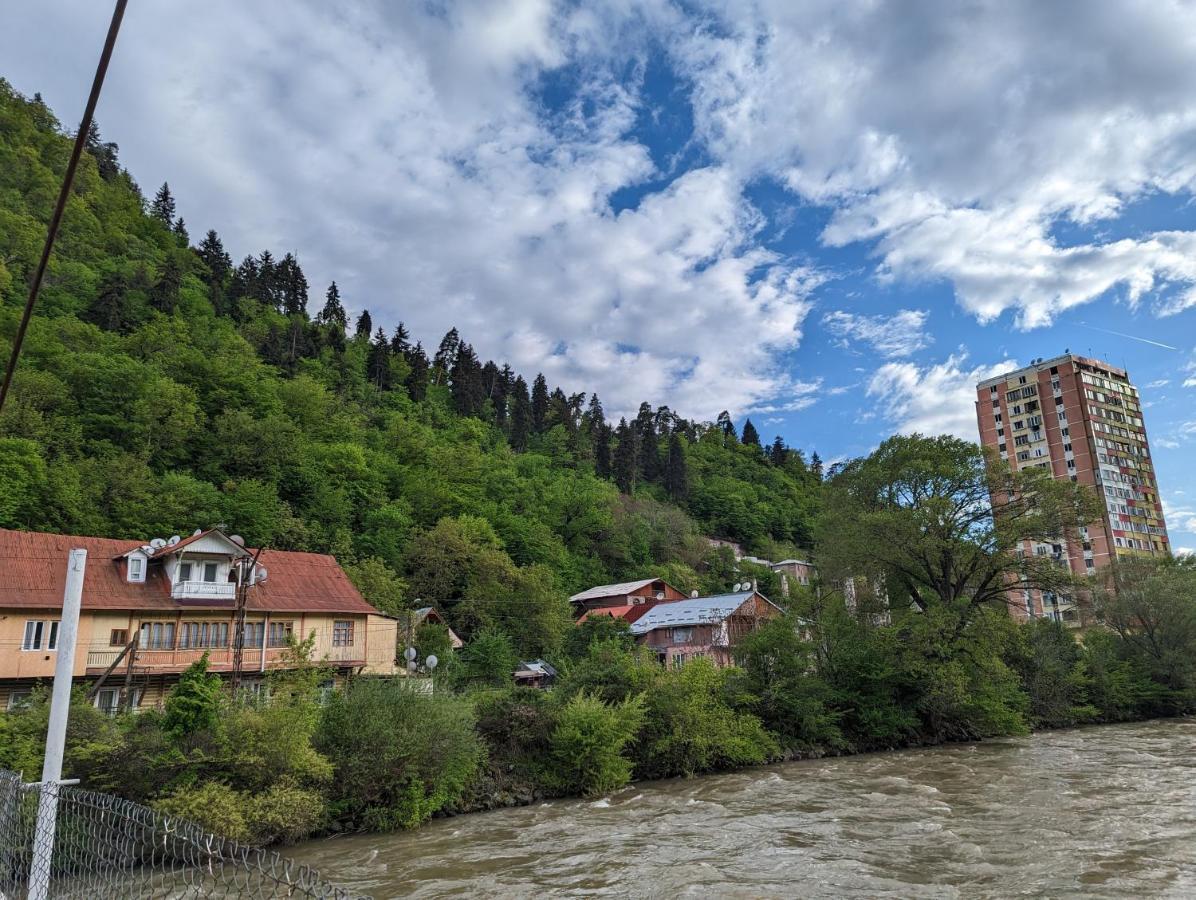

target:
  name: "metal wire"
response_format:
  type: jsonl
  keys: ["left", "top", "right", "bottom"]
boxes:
{"left": 0, "top": 770, "right": 368, "bottom": 899}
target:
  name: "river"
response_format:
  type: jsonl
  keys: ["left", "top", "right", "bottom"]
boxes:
{"left": 292, "top": 719, "right": 1196, "bottom": 898}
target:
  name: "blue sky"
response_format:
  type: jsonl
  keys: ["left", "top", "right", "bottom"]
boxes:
{"left": 3, "top": 1, "right": 1195, "bottom": 551}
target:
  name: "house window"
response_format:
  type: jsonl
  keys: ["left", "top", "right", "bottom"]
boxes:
{"left": 22, "top": 620, "right": 59, "bottom": 651}
{"left": 203, "top": 562, "right": 218, "bottom": 583}
{"left": 671, "top": 653, "right": 686, "bottom": 670}
{"left": 128, "top": 556, "right": 145, "bottom": 583}
{"left": 178, "top": 622, "right": 228, "bottom": 649}
{"left": 94, "top": 689, "right": 120, "bottom": 716}
{"left": 6, "top": 689, "right": 32, "bottom": 711}
{"left": 670, "top": 626, "right": 694, "bottom": 643}
{"left": 242, "top": 622, "right": 264, "bottom": 647}
{"left": 110, "top": 629, "right": 128, "bottom": 647}
{"left": 332, "top": 620, "right": 354, "bottom": 647}
{"left": 178, "top": 562, "right": 193, "bottom": 582}
{"left": 268, "top": 621, "right": 294, "bottom": 647}
{"left": 140, "top": 621, "right": 177, "bottom": 650}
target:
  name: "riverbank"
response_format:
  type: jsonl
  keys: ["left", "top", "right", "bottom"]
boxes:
{"left": 292, "top": 718, "right": 1196, "bottom": 899}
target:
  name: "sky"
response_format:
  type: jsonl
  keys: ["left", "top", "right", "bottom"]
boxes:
{"left": 3, "top": 0, "right": 1195, "bottom": 552}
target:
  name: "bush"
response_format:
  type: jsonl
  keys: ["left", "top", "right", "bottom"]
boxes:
{"left": 316, "top": 679, "right": 483, "bottom": 830}
{"left": 456, "top": 629, "right": 518, "bottom": 689}
{"left": 546, "top": 693, "right": 644, "bottom": 797}
{"left": 154, "top": 782, "right": 252, "bottom": 843}
{"left": 634, "top": 658, "right": 778, "bottom": 779}
{"left": 1008, "top": 618, "right": 1097, "bottom": 728}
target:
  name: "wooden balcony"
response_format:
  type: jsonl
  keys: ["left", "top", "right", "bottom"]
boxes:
{"left": 84, "top": 643, "right": 366, "bottom": 674}
{"left": 171, "top": 580, "right": 236, "bottom": 601}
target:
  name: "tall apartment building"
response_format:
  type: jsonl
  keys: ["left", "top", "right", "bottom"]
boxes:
{"left": 975, "top": 354, "right": 1170, "bottom": 623}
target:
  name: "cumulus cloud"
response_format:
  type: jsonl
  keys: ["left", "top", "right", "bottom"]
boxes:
{"left": 822, "top": 308, "right": 931, "bottom": 357}
{"left": 866, "top": 353, "right": 1018, "bottom": 441}
{"left": 667, "top": 0, "right": 1196, "bottom": 327}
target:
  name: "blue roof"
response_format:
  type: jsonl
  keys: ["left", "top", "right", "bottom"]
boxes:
{"left": 628, "top": 591, "right": 760, "bottom": 634}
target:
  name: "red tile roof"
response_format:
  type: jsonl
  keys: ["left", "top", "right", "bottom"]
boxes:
{"left": 576, "top": 602, "right": 661, "bottom": 625}
{"left": 0, "top": 528, "right": 377, "bottom": 615}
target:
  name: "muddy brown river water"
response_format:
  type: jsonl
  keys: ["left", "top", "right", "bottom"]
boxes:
{"left": 293, "top": 718, "right": 1196, "bottom": 898}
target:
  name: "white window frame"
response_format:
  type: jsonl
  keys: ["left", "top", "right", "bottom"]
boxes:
{"left": 128, "top": 555, "right": 145, "bottom": 583}
{"left": 22, "top": 620, "right": 59, "bottom": 651}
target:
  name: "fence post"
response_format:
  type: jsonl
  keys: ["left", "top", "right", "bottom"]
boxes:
{"left": 28, "top": 548, "right": 87, "bottom": 900}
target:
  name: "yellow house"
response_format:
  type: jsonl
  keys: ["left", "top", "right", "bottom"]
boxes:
{"left": 0, "top": 527, "right": 398, "bottom": 712}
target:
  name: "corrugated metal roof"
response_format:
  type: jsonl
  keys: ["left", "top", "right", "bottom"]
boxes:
{"left": 576, "top": 602, "right": 661, "bottom": 625}
{"left": 569, "top": 578, "right": 662, "bottom": 603}
{"left": 627, "top": 591, "right": 759, "bottom": 634}
{"left": 0, "top": 528, "right": 376, "bottom": 615}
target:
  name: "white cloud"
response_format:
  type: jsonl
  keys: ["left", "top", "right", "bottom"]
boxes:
{"left": 866, "top": 353, "right": 1017, "bottom": 441}
{"left": 823, "top": 308, "right": 931, "bottom": 357}
{"left": 666, "top": 0, "right": 1196, "bottom": 328}
{"left": 1145, "top": 379, "right": 1171, "bottom": 388}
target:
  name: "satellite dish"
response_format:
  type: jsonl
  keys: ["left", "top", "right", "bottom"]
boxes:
{"left": 690, "top": 590, "right": 699, "bottom": 598}
{"left": 167, "top": 535, "right": 181, "bottom": 546}
{"left": 229, "top": 535, "right": 246, "bottom": 547}
{"left": 193, "top": 528, "right": 203, "bottom": 536}
{"left": 426, "top": 655, "right": 438, "bottom": 670}
{"left": 255, "top": 566, "right": 268, "bottom": 583}
{"left": 150, "top": 538, "right": 167, "bottom": 549}
{"left": 140, "top": 545, "right": 153, "bottom": 554}
{"left": 732, "top": 582, "right": 742, "bottom": 592}
{"left": 405, "top": 646, "right": 418, "bottom": 662}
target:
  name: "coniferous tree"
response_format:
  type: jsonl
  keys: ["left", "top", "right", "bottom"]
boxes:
{"left": 319, "top": 282, "right": 347, "bottom": 330}
{"left": 84, "top": 121, "right": 120, "bottom": 180}
{"left": 666, "top": 432, "right": 688, "bottom": 501}
{"left": 450, "top": 343, "right": 485, "bottom": 416}
{"left": 613, "top": 418, "right": 639, "bottom": 494}
{"left": 405, "top": 342, "right": 430, "bottom": 401}
{"left": 367, "top": 327, "right": 392, "bottom": 389}
{"left": 635, "top": 402, "right": 660, "bottom": 482}
{"left": 509, "top": 376, "right": 532, "bottom": 451}
{"left": 149, "top": 255, "right": 182, "bottom": 314}
{"left": 255, "top": 250, "right": 279, "bottom": 309}
{"left": 769, "top": 435, "right": 787, "bottom": 467}
{"left": 433, "top": 328, "right": 460, "bottom": 384}
{"left": 585, "top": 393, "right": 606, "bottom": 438}
{"left": 150, "top": 182, "right": 175, "bottom": 226}
{"left": 594, "top": 423, "right": 613, "bottom": 479}
{"left": 492, "top": 364, "right": 513, "bottom": 429}
{"left": 228, "top": 254, "right": 258, "bottom": 303}
{"left": 389, "top": 322, "right": 410, "bottom": 356}
{"left": 354, "top": 309, "right": 373, "bottom": 340}
{"left": 716, "top": 410, "right": 738, "bottom": 442}
{"left": 811, "top": 451, "right": 824, "bottom": 480}
{"left": 278, "top": 252, "right": 308, "bottom": 316}
{"left": 741, "top": 418, "right": 761, "bottom": 448}
{"left": 531, "top": 374, "right": 549, "bottom": 434}
{"left": 84, "top": 270, "right": 131, "bottom": 332}
{"left": 172, "top": 217, "right": 189, "bottom": 247}
{"left": 197, "top": 230, "right": 231, "bottom": 286}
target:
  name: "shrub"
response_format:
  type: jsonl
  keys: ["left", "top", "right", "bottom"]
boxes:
{"left": 162, "top": 654, "right": 223, "bottom": 738}
{"left": 456, "top": 629, "right": 518, "bottom": 689}
{"left": 546, "top": 693, "right": 644, "bottom": 797}
{"left": 1007, "top": 618, "right": 1097, "bottom": 728}
{"left": 634, "top": 658, "right": 778, "bottom": 779}
{"left": 154, "top": 782, "right": 252, "bottom": 843}
{"left": 315, "top": 679, "right": 483, "bottom": 830}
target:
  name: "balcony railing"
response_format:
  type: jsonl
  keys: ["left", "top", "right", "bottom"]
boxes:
{"left": 172, "top": 580, "right": 237, "bottom": 600}
{"left": 85, "top": 644, "right": 365, "bottom": 671}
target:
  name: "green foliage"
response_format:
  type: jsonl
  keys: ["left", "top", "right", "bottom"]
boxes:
{"left": 546, "top": 692, "right": 645, "bottom": 797}
{"left": 634, "top": 658, "right": 779, "bottom": 779}
{"left": 161, "top": 654, "right": 223, "bottom": 738}
{"left": 563, "top": 615, "right": 635, "bottom": 661}
{"left": 456, "top": 629, "right": 518, "bottom": 689}
{"left": 315, "top": 679, "right": 483, "bottom": 830}
{"left": 1006, "top": 618, "right": 1098, "bottom": 728}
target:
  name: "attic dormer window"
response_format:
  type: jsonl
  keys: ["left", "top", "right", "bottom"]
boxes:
{"left": 127, "top": 556, "right": 145, "bottom": 583}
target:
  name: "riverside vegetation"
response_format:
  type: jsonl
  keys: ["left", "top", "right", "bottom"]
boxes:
{"left": 2, "top": 80, "right": 1196, "bottom": 844}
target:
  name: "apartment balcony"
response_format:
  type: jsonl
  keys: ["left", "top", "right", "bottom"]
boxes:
{"left": 84, "top": 643, "right": 366, "bottom": 673}
{"left": 172, "top": 580, "right": 236, "bottom": 601}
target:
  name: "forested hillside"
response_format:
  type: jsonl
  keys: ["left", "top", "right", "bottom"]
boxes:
{"left": 0, "top": 80, "right": 820, "bottom": 653}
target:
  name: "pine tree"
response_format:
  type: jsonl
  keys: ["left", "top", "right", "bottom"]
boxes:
{"left": 613, "top": 418, "right": 639, "bottom": 494}
{"left": 493, "top": 364, "right": 513, "bottom": 429}
{"left": 256, "top": 250, "right": 279, "bottom": 309}
{"left": 741, "top": 418, "right": 761, "bottom": 448}
{"left": 594, "top": 423, "right": 613, "bottom": 479}
{"left": 84, "top": 270, "right": 131, "bottom": 332}
{"left": 149, "top": 255, "right": 182, "bottom": 314}
{"left": 354, "top": 309, "right": 373, "bottom": 339}
{"left": 509, "top": 376, "right": 532, "bottom": 451}
{"left": 84, "top": 121, "right": 120, "bottom": 180}
{"left": 389, "top": 322, "right": 410, "bottom": 356}
{"left": 450, "top": 343, "right": 485, "bottom": 416}
{"left": 769, "top": 435, "right": 787, "bottom": 467}
{"left": 228, "top": 255, "right": 258, "bottom": 303}
{"left": 150, "top": 182, "right": 175, "bottom": 226}
{"left": 531, "top": 374, "right": 549, "bottom": 433}
{"left": 433, "top": 328, "right": 460, "bottom": 384}
{"left": 716, "top": 410, "right": 738, "bottom": 442}
{"left": 367, "top": 327, "right": 391, "bottom": 389}
{"left": 319, "top": 282, "right": 347, "bottom": 329}
{"left": 635, "top": 402, "right": 660, "bottom": 482}
{"left": 279, "top": 253, "right": 309, "bottom": 316}
{"left": 586, "top": 393, "right": 606, "bottom": 438}
{"left": 172, "top": 217, "right": 189, "bottom": 247}
{"left": 811, "top": 451, "right": 824, "bottom": 480}
{"left": 405, "top": 342, "right": 430, "bottom": 401}
{"left": 666, "top": 432, "right": 688, "bottom": 501}
{"left": 197, "top": 230, "right": 231, "bottom": 286}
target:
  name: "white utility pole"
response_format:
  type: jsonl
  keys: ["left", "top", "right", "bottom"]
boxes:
{"left": 28, "top": 548, "right": 87, "bottom": 900}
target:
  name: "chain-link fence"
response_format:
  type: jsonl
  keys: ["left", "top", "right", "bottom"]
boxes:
{"left": 0, "top": 770, "right": 367, "bottom": 899}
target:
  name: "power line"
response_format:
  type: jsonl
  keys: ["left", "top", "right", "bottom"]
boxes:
{"left": 0, "top": 0, "right": 129, "bottom": 415}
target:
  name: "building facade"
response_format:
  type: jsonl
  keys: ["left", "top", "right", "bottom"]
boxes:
{"left": 975, "top": 354, "right": 1170, "bottom": 623}
{"left": 0, "top": 527, "right": 398, "bottom": 712}
{"left": 568, "top": 577, "right": 688, "bottom": 618}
